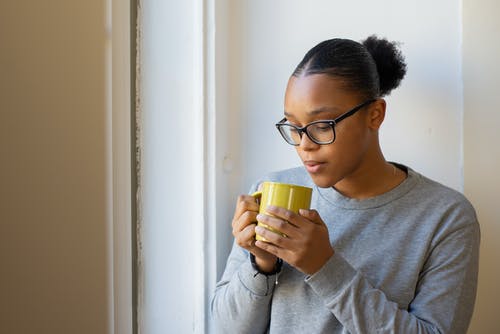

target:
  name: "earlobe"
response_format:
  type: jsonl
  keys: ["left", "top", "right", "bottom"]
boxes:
{"left": 369, "top": 99, "right": 386, "bottom": 130}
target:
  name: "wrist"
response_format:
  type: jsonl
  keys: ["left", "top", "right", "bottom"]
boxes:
{"left": 250, "top": 253, "right": 282, "bottom": 275}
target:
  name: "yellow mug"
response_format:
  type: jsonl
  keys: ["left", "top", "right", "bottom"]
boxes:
{"left": 252, "top": 181, "right": 312, "bottom": 241}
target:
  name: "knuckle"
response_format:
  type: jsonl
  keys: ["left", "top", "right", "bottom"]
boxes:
{"left": 257, "top": 241, "right": 267, "bottom": 250}
{"left": 256, "top": 226, "right": 267, "bottom": 238}
{"left": 235, "top": 232, "right": 252, "bottom": 248}
{"left": 240, "top": 199, "right": 256, "bottom": 212}
{"left": 242, "top": 211, "right": 257, "bottom": 223}
{"left": 273, "top": 235, "right": 284, "bottom": 247}
{"left": 276, "top": 219, "right": 287, "bottom": 230}
{"left": 237, "top": 194, "right": 247, "bottom": 203}
{"left": 283, "top": 210, "right": 294, "bottom": 221}
{"left": 233, "top": 224, "right": 241, "bottom": 236}
{"left": 235, "top": 236, "right": 244, "bottom": 247}
{"left": 236, "top": 197, "right": 250, "bottom": 210}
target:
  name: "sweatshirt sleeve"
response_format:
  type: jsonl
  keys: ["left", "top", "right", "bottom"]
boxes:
{"left": 210, "top": 241, "right": 280, "bottom": 334}
{"left": 305, "top": 220, "right": 480, "bottom": 334}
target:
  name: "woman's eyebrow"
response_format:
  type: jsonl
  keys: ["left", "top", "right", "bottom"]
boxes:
{"left": 284, "top": 106, "right": 340, "bottom": 118}
{"left": 308, "top": 106, "right": 338, "bottom": 116}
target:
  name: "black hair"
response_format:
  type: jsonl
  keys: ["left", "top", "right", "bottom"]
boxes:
{"left": 292, "top": 35, "right": 407, "bottom": 98}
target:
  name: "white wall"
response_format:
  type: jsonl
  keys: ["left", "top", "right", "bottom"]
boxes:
{"left": 229, "top": 0, "right": 464, "bottom": 194}
{"left": 216, "top": 0, "right": 465, "bottom": 300}
{"left": 214, "top": 0, "right": 498, "bottom": 333}
{"left": 137, "top": 0, "right": 205, "bottom": 333}
{"left": 219, "top": 0, "right": 464, "bottom": 274}
{"left": 463, "top": 0, "right": 500, "bottom": 332}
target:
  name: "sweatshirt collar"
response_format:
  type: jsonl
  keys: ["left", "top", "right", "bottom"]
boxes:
{"left": 316, "top": 165, "right": 420, "bottom": 210}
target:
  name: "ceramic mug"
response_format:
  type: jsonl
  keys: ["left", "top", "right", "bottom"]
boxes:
{"left": 252, "top": 181, "right": 312, "bottom": 241}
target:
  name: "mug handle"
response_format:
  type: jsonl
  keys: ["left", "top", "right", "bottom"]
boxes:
{"left": 251, "top": 188, "right": 264, "bottom": 240}
{"left": 251, "top": 190, "right": 262, "bottom": 203}
{"left": 251, "top": 181, "right": 264, "bottom": 203}
{"left": 251, "top": 185, "right": 286, "bottom": 240}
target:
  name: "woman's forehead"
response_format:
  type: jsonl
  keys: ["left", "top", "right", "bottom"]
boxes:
{"left": 284, "top": 75, "right": 360, "bottom": 113}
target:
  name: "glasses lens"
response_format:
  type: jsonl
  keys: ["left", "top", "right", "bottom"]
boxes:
{"left": 278, "top": 125, "right": 301, "bottom": 145}
{"left": 307, "top": 122, "right": 335, "bottom": 144}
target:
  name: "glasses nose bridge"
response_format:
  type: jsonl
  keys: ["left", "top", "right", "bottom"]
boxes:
{"left": 294, "top": 126, "right": 309, "bottom": 143}
{"left": 297, "top": 126, "right": 308, "bottom": 140}
{"left": 298, "top": 124, "right": 318, "bottom": 147}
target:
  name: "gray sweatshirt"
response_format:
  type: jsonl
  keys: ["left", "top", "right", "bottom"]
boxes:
{"left": 211, "top": 165, "right": 479, "bottom": 334}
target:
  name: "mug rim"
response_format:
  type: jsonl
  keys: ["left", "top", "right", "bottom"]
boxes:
{"left": 260, "top": 181, "right": 312, "bottom": 192}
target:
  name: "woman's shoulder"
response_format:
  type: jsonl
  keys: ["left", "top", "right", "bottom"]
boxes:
{"left": 408, "top": 167, "right": 477, "bottom": 221}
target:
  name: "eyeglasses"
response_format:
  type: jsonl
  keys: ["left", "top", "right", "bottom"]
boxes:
{"left": 275, "top": 99, "right": 376, "bottom": 146}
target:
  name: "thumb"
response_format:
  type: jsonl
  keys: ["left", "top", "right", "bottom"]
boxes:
{"left": 299, "top": 209, "right": 325, "bottom": 225}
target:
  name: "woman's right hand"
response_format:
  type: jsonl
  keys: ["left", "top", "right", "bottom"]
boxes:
{"left": 232, "top": 194, "right": 278, "bottom": 273}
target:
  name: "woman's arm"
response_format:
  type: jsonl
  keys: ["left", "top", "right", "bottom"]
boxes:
{"left": 211, "top": 241, "right": 279, "bottom": 333}
{"left": 306, "top": 221, "right": 479, "bottom": 333}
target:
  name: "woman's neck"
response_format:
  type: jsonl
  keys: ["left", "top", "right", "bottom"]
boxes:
{"left": 333, "top": 157, "right": 407, "bottom": 200}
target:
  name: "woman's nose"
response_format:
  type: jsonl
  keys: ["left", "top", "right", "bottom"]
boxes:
{"left": 299, "top": 132, "right": 319, "bottom": 151}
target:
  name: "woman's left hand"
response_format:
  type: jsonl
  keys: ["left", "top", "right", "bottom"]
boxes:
{"left": 255, "top": 206, "right": 334, "bottom": 275}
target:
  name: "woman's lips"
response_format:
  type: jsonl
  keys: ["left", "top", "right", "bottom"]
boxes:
{"left": 304, "top": 160, "right": 325, "bottom": 174}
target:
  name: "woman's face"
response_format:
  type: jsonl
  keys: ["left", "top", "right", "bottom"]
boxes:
{"left": 283, "top": 74, "right": 381, "bottom": 188}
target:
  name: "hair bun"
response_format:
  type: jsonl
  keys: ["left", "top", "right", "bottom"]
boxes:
{"left": 362, "top": 35, "right": 407, "bottom": 97}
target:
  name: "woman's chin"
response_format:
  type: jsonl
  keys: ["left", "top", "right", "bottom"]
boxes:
{"left": 309, "top": 173, "right": 336, "bottom": 189}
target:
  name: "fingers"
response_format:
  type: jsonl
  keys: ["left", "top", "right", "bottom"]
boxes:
{"left": 233, "top": 195, "right": 260, "bottom": 221}
{"left": 255, "top": 213, "right": 300, "bottom": 239}
{"left": 233, "top": 220, "right": 278, "bottom": 262}
{"left": 232, "top": 210, "right": 258, "bottom": 236}
{"left": 255, "top": 224, "right": 293, "bottom": 249}
{"left": 232, "top": 194, "right": 261, "bottom": 250}
{"left": 231, "top": 193, "right": 283, "bottom": 270}
{"left": 254, "top": 206, "right": 333, "bottom": 275}
{"left": 298, "top": 209, "right": 325, "bottom": 225}
{"left": 255, "top": 207, "right": 324, "bottom": 241}
{"left": 232, "top": 195, "right": 260, "bottom": 233}
{"left": 255, "top": 240, "right": 285, "bottom": 259}
{"left": 264, "top": 205, "right": 315, "bottom": 229}
{"left": 234, "top": 223, "right": 257, "bottom": 248}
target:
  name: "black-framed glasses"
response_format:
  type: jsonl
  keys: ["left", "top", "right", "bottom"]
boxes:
{"left": 275, "top": 99, "right": 376, "bottom": 146}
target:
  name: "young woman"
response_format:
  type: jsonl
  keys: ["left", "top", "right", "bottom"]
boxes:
{"left": 211, "top": 36, "right": 479, "bottom": 333}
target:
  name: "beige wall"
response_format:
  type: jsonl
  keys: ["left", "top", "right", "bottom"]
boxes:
{"left": 0, "top": 1, "right": 111, "bottom": 333}
{"left": 463, "top": 0, "right": 500, "bottom": 332}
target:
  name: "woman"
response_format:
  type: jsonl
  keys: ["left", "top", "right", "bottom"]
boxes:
{"left": 211, "top": 36, "right": 479, "bottom": 333}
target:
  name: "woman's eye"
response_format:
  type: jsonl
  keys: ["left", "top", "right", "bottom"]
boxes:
{"left": 315, "top": 124, "right": 331, "bottom": 132}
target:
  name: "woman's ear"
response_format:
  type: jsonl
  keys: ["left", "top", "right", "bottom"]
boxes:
{"left": 368, "top": 99, "right": 386, "bottom": 130}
